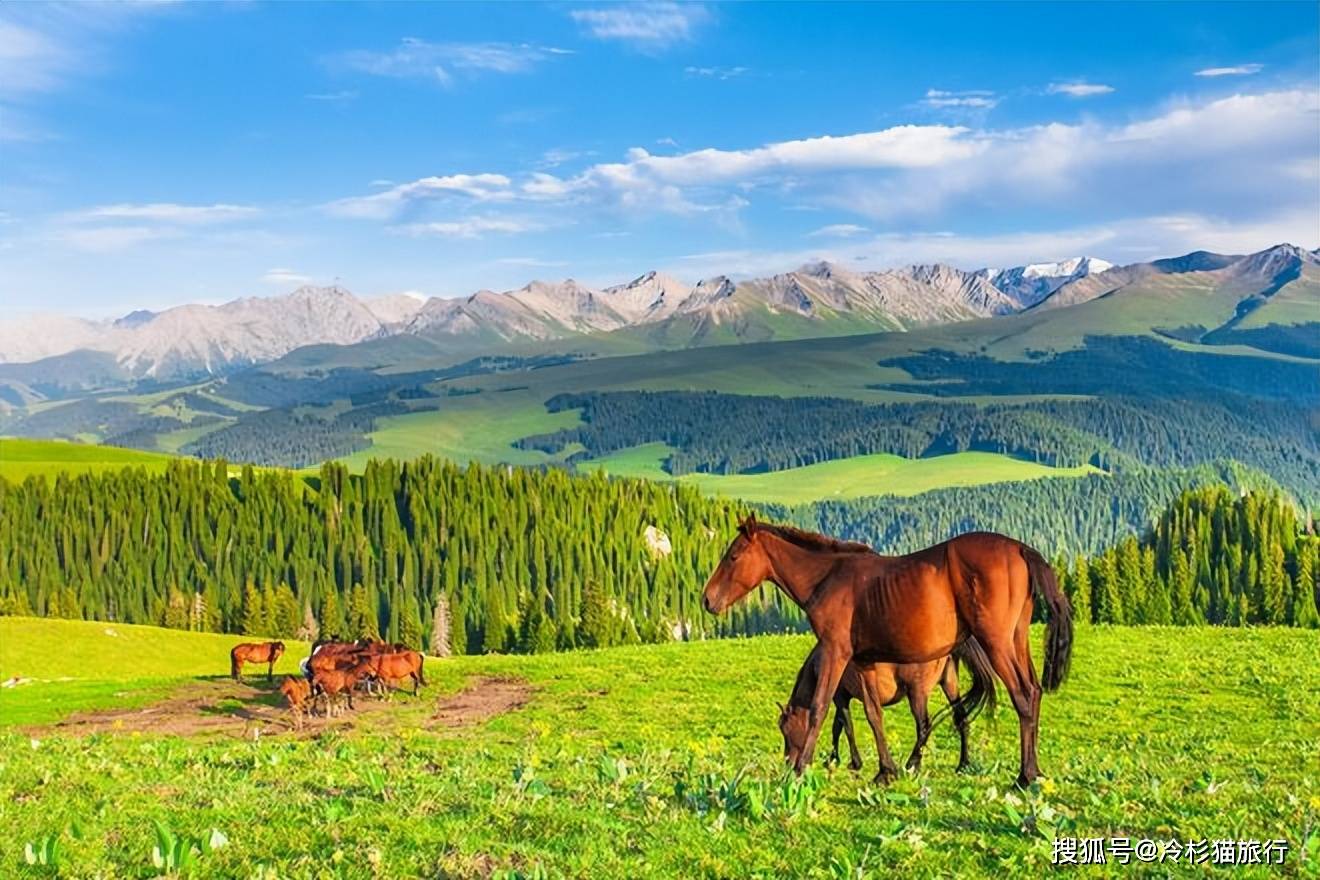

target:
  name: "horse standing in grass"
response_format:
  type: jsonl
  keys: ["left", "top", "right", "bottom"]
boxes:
{"left": 780, "top": 642, "right": 992, "bottom": 782}
{"left": 230, "top": 641, "right": 286, "bottom": 682}
{"left": 363, "top": 649, "right": 427, "bottom": 696}
{"left": 703, "top": 515, "right": 1072, "bottom": 787}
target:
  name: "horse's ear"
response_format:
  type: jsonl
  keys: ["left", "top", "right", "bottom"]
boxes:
{"left": 738, "top": 512, "right": 759, "bottom": 536}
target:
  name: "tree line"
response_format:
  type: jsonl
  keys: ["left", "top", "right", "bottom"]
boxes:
{"left": 0, "top": 457, "right": 798, "bottom": 652}
{"left": 1058, "top": 485, "right": 1318, "bottom": 628}
{"left": 2, "top": 459, "right": 1314, "bottom": 656}
{"left": 517, "top": 389, "right": 1317, "bottom": 502}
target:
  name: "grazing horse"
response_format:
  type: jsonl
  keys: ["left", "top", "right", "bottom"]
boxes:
{"left": 364, "top": 649, "right": 427, "bottom": 696}
{"left": 703, "top": 515, "right": 1072, "bottom": 786}
{"left": 279, "top": 675, "right": 312, "bottom": 730}
{"left": 780, "top": 641, "right": 993, "bottom": 781}
{"left": 230, "top": 641, "right": 286, "bottom": 682}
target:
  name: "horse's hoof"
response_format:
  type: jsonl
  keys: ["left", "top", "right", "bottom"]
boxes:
{"left": 956, "top": 763, "right": 974, "bottom": 775}
{"left": 848, "top": 759, "right": 863, "bottom": 772}
{"left": 1014, "top": 773, "right": 1036, "bottom": 789}
{"left": 872, "top": 769, "right": 897, "bottom": 786}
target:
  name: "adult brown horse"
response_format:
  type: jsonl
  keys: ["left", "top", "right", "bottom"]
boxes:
{"left": 230, "top": 641, "right": 286, "bottom": 682}
{"left": 703, "top": 515, "right": 1072, "bottom": 787}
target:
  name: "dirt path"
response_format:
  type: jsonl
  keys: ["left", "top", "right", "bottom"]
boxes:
{"left": 25, "top": 675, "right": 534, "bottom": 740}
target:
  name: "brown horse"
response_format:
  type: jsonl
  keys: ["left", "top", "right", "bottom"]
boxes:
{"left": 364, "top": 649, "right": 427, "bottom": 696}
{"left": 703, "top": 515, "right": 1072, "bottom": 786}
{"left": 230, "top": 641, "right": 286, "bottom": 682}
{"left": 780, "top": 642, "right": 989, "bottom": 782}
{"left": 279, "top": 675, "right": 312, "bottom": 730}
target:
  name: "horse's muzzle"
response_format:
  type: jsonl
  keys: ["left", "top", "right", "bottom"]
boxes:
{"left": 702, "top": 593, "right": 717, "bottom": 614}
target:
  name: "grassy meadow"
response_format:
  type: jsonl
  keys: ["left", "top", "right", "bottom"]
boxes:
{"left": 0, "top": 618, "right": 1316, "bottom": 878}
{"left": 0, "top": 438, "right": 175, "bottom": 483}
{"left": 579, "top": 443, "right": 1101, "bottom": 505}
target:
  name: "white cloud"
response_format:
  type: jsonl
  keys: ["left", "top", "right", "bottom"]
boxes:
{"left": 1048, "top": 82, "right": 1115, "bottom": 97}
{"left": 922, "top": 89, "right": 998, "bottom": 109}
{"left": 335, "top": 39, "right": 569, "bottom": 86}
{"left": 685, "top": 65, "right": 748, "bottom": 80}
{"left": 59, "top": 225, "right": 182, "bottom": 253}
{"left": 391, "top": 216, "right": 545, "bottom": 238}
{"left": 306, "top": 90, "right": 358, "bottom": 102}
{"left": 809, "top": 224, "right": 869, "bottom": 238}
{"left": 262, "top": 268, "right": 313, "bottom": 285}
{"left": 1195, "top": 64, "right": 1263, "bottom": 77}
{"left": 570, "top": 3, "right": 710, "bottom": 49}
{"left": 327, "top": 88, "right": 1319, "bottom": 242}
{"left": 0, "top": 18, "right": 69, "bottom": 97}
{"left": 77, "top": 203, "right": 258, "bottom": 224}
{"left": 328, "top": 174, "right": 514, "bottom": 219}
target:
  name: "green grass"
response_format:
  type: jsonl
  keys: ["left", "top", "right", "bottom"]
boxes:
{"left": 0, "top": 619, "right": 1315, "bottom": 877}
{"left": 581, "top": 444, "right": 1102, "bottom": 505}
{"left": 0, "top": 619, "right": 308, "bottom": 726}
{"left": 335, "top": 393, "right": 586, "bottom": 470}
{"left": 0, "top": 438, "right": 175, "bottom": 482}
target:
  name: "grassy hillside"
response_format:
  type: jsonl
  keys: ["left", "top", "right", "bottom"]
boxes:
{"left": 0, "top": 437, "right": 175, "bottom": 482}
{"left": 581, "top": 443, "right": 1101, "bottom": 505}
{"left": 0, "top": 619, "right": 1315, "bottom": 877}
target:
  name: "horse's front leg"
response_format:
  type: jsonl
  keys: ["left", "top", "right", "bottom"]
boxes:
{"left": 267, "top": 660, "right": 274, "bottom": 682}
{"left": 857, "top": 667, "right": 900, "bottom": 785}
{"left": 793, "top": 643, "right": 849, "bottom": 775}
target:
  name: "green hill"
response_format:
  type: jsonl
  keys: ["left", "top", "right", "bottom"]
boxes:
{"left": 0, "top": 437, "right": 175, "bottom": 482}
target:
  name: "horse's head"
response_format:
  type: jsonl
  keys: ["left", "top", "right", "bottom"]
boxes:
{"left": 777, "top": 701, "right": 811, "bottom": 768}
{"left": 701, "top": 513, "right": 773, "bottom": 615}
{"left": 270, "top": 641, "right": 286, "bottom": 661}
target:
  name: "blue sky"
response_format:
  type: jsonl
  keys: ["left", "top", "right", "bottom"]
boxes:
{"left": 1, "top": 1, "right": 1317, "bottom": 315}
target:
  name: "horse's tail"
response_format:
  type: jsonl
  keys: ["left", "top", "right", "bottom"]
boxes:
{"left": 953, "top": 636, "right": 998, "bottom": 721}
{"left": 230, "top": 647, "right": 240, "bottom": 680}
{"left": 1023, "top": 545, "right": 1073, "bottom": 692}
{"left": 917, "top": 637, "right": 997, "bottom": 747}
{"left": 416, "top": 653, "right": 427, "bottom": 687}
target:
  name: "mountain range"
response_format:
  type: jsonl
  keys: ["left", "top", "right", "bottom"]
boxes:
{"left": 1, "top": 244, "right": 1316, "bottom": 392}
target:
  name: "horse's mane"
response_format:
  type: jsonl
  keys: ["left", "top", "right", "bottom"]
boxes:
{"left": 758, "top": 523, "right": 874, "bottom": 555}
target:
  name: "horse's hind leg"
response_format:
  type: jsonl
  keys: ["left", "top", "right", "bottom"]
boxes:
{"left": 982, "top": 633, "right": 1042, "bottom": 787}
{"left": 940, "top": 660, "right": 972, "bottom": 772}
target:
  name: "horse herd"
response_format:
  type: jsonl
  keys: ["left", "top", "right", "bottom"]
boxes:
{"left": 228, "top": 516, "right": 1072, "bottom": 787}
{"left": 229, "top": 637, "right": 427, "bottom": 730}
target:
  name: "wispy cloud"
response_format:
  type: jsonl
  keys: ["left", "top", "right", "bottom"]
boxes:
{"left": 334, "top": 39, "right": 570, "bottom": 86}
{"left": 1195, "top": 63, "right": 1263, "bottom": 77}
{"left": 809, "top": 224, "right": 869, "bottom": 238}
{"left": 262, "top": 268, "right": 313, "bottom": 285}
{"left": 685, "top": 65, "right": 748, "bottom": 80}
{"left": 328, "top": 174, "right": 514, "bottom": 219}
{"left": 392, "top": 216, "right": 546, "bottom": 238}
{"left": 1048, "top": 82, "right": 1115, "bottom": 97}
{"left": 570, "top": 3, "right": 710, "bottom": 50}
{"left": 922, "top": 89, "right": 999, "bottom": 109}
{"left": 59, "top": 225, "right": 183, "bottom": 254}
{"left": 77, "top": 203, "right": 259, "bottom": 224}
{"left": 306, "top": 90, "right": 358, "bottom": 102}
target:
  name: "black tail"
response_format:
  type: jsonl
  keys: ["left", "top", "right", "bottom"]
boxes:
{"left": 1023, "top": 546, "right": 1073, "bottom": 692}
{"left": 953, "top": 636, "right": 998, "bottom": 721}
{"left": 919, "top": 636, "right": 998, "bottom": 747}
{"left": 417, "top": 654, "right": 427, "bottom": 687}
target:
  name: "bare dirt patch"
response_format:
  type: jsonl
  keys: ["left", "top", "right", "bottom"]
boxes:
{"left": 25, "top": 675, "right": 533, "bottom": 740}
{"left": 428, "top": 676, "right": 533, "bottom": 728}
